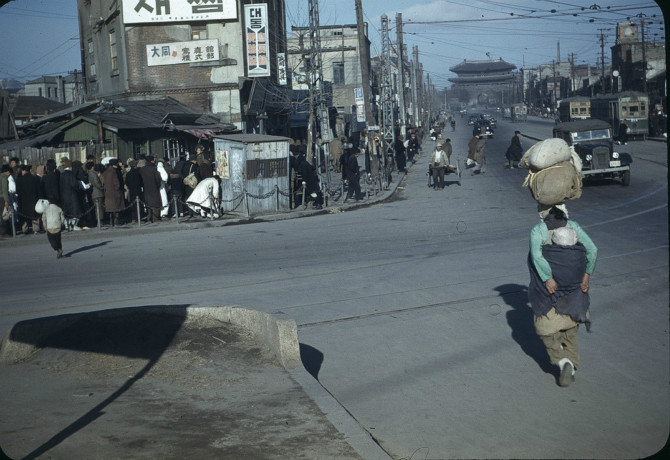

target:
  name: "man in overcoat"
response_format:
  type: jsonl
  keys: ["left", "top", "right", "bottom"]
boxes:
{"left": 138, "top": 156, "right": 163, "bottom": 222}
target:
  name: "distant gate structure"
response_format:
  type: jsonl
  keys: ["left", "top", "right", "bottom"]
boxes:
{"left": 448, "top": 59, "right": 517, "bottom": 107}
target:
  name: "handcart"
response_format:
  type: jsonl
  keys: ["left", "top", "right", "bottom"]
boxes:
{"left": 427, "top": 161, "right": 462, "bottom": 187}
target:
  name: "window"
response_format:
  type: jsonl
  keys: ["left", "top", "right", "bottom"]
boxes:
{"left": 109, "top": 29, "right": 118, "bottom": 71}
{"left": 88, "top": 39, "right": 94, "bottom": 54}
{"left": 39, "top": 88, "right": 43, "bottom": 97}
{"left": 191, "top": 24, "right": 207, "bottom": 40}
{"left": 333, "top": 62, "right": 345, "bottom": 85}
{"left": 90, "top": 63, "right": 97, "bottom": 77}
{"left": 162, "top": 138, "right": 184, "bottom": 164}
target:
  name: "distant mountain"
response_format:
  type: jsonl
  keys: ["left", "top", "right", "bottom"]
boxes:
{"left": 0, "top": 79, "right": 24, "bottom": 90}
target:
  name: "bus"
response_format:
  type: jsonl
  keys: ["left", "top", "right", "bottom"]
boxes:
{"left": 557, "top": 96, "right": 591, "bottom": 122}
{"left": 590, "top": 92, "right": 649, "bottom": 140}
{"left": 511, "top": 103, "right": 527, "bottom": 122}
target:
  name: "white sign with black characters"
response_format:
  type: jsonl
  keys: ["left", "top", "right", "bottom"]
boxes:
{"left": 277, "top": 53, "right": 287, "bottom": 86}
{"left": 123, "top": 0, "right": 237, "bottom": 24}
{"left": 244, "top": 3, "right": 270, "bottom": 77}
{"left": 146, "top": 39, "right": 219, "bottom": 66}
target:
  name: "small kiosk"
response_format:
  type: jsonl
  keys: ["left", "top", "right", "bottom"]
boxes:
{"left": 213, "top": 134, "right": 291, "bottom": 216}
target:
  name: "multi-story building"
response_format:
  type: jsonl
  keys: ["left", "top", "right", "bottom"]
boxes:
{"left": 611, "top": 22, "right": 666, "bottom": 98}
{"left": 287, "top": 24, "right": 370, "bottom": 114}
{"left": 77, "top": 0, "right": 288, "bottom": 133}
{"left": 22, "top": 74, "right": 84, "bottom": 105}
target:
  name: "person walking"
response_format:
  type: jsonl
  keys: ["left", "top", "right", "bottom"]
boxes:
{"left": 42, "top": 198, "right": 65, "bottom": 259}
{"left": 467, "top": 131, "right": 479, "bottom": 167}
{"left": 156, "top": 160, "right": 170, "bottom": 217}
{"left": 528, "top": 205, "right": 598, "bottom": 387}
{"left": 471, "top": 134, "right": 487, "bottom": 175}
{"left": 505, "top": 131, "right": 523, "bottom": 169}
{"left": 429, "top": 142, "right": 449, "bottom": 189}
{"left": 344, "top": 149, "right": 363, "bottom": 202}
{"left": 618, "top": 120, "right": 629, "bottom": 145}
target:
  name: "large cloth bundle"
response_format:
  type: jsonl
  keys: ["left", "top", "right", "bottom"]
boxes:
{"left": 523, "top": 161, "right": 582, "bottom": 205}
{"left": 527, "top": 138, "right": 572, "bottom": 170}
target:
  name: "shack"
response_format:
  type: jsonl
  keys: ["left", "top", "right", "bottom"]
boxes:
{"left": 213, "top": 134, "right": 291, "bottom": 216}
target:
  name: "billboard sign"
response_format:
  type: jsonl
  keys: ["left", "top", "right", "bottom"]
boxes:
{"left": 244, "top": 4, "right": 270, "bottom": 77}
{"left": 123, "top": 0, "right": 237, "bottom": 24}
{"left": 146, "top": 39, "right": 219, "bottom": 66}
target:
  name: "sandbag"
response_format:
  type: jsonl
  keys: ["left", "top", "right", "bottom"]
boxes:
{"left": 524, "top": 161, "right": 583, "bottom": 206}
{"left": 527, "top": 138, "right": 572, "bottom": 170}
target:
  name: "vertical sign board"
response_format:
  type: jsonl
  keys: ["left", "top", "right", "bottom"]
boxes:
{"left": 245, "top": 4, "right": 270, "bottom": 77}
{"left": 320, "top": 108, "right": 331, "bottom": 142}
{"left": 277, "top": 53, "right": 287, "bottom": 86}
{"left": 123, "top": 0, "right": 237, "bottom": 23}
{"left": 354, "top": 87, "right": 366, "bottom": 122}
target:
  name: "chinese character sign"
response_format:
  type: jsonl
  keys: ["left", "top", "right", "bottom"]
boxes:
{"left": 244, "top": 4, "right": 270, "bottom": 78}
{"left": 354, "top": 87, "right": 366, "bottom": 123}
{"left": 123, "top": 0, "right": 237, "bottom": 24}
{"left": 277, "top": 53, "right": 287, "bottom": 86}
{"left": 146, "top": 39, "right": 219, "bottom": 66}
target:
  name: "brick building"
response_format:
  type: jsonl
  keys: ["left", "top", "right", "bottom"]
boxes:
{"left": 78, "top": 0, "right": 288, "bottom": 133}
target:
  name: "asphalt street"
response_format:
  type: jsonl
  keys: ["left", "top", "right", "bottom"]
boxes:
{"left": 0, "top": 114, "right": 668, "bottom": 459}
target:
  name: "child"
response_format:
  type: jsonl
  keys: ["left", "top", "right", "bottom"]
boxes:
{"left": 42, "top": 199, "right": 65, "bottom": 258}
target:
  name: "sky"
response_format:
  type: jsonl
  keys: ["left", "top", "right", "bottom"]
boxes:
{"left": 0, "top": 0, "right": 665, "bottom": 89}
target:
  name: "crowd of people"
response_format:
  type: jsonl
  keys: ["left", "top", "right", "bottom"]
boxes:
{"left": 0, "top": 145, "right": 220, "bottom": 240}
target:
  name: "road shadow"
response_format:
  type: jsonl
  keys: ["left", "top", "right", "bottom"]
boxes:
{"left": 2, "top": 305, "right": 189, "bottom": 460}
{"left": 299, "top": 343, "right": 324, "bottom": 380}
{"left": 495, "top": 283, "right": 556, "bottom": 377}
{"left": 63, "top": 240, "right": 112, "bottom": 257}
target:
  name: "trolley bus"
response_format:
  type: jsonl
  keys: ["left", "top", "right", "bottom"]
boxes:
{"left": 557, "top": 96, "right": 591, "bottom": 122}
{"left": 590, "top": 92, "right": 649, "bottom": 140}
{"left": 511, "top": 103, "right": 527, "bottom": 122}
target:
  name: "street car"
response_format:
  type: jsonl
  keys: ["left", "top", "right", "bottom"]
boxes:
{"left": 553, "top": 119, "right": 632, "bottom": 186}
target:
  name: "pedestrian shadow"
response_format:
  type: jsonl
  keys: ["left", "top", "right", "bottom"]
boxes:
{"left": 63, "top": 240, "right": 112, "bottom": 258}
{"left": 299, "top": 343, "right": 324, "bottom": 380}
{"left": 495, "top": 283, "right": 556, "bottom": 376}
{"left": 1, "top": 305, "right": 189, "bottom": 460}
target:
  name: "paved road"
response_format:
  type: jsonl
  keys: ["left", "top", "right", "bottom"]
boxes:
{"left": 0, "top": 115, "right": 667, "bottom": 459}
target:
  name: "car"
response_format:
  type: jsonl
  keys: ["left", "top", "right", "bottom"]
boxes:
{"left": 468, "top": 115, "right": 479, "bottom": 125}
{"left": 553, "top": 119, "right": 631, "bottom": 186}
{"left": 482, "top": 114, "right": 497, "bottom": 128}
{"left": 474, "top": 119, "right": 494, "bottom": 138}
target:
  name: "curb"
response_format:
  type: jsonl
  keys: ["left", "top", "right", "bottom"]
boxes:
{"left": 0, "top": 305, "right": 392, "bottom": 460}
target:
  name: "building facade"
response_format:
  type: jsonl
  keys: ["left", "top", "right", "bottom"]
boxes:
{"left": 22, "top": 74, "right": 85, "bottom": 105}
{"left": 77, "top": 0, "right": 288, "bottom": 133}
{"left": 287, "top": 24, "right": 370, "bottom": 114}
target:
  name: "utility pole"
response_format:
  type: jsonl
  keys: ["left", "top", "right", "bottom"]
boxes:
{"left": 552, "top": 59, "right": 557, "bottom": 114}
{"left": 396, "top": 13, "right": 406, "bottom": 135}
{"left": 598, "top": 29, "right": 606, "bottom": 91}
{"left": 410, "top": 58, "right": 418, "bottom": 127}
{"left": 640, "top": 18, "right": 648, "bottom": 94}
{"left": 380, "top": 14, "right": 394, "bottom": 187}
{"left": 307, "top": 0, "right": 330, "bottom": 193}
{"left": 354, "top": 0, "right": 374, "bottom": 127}
{"left": 414, "top": 47, "right": 423, "bottom": 127}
